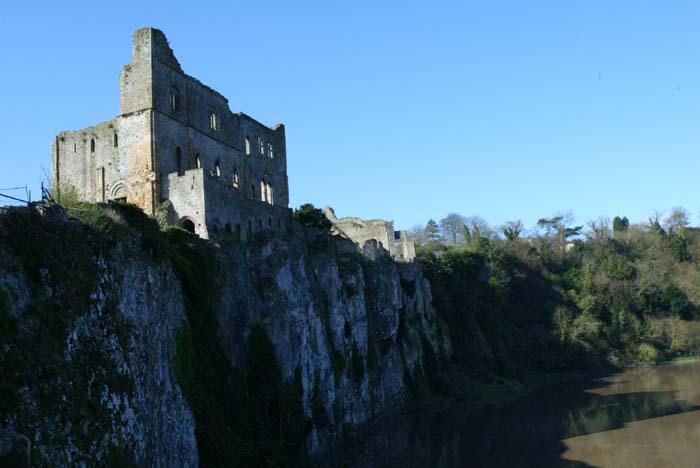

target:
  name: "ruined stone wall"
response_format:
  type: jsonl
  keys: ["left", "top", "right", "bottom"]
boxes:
{"left": 324, "top": 208, "right": 416, "bottom": 262}
{"left": 164, "top": 169, "right": 288, "bottom": 240}
{"left": 334, "top": 218, "right": 393, "bottom": 252}
{"left": 52, "top": 26, "right": 289, "bottom": 234}
{"left": 51, "top": 112, "right": 154, "bottom": 212}
{"left": 119, "top": 28, "right": 157, "bottom": 116}
{"left": 390, "top": 231, "right": 416, "bottom": 262}
{"left": 163, "top": 169, "right": 206, "bottom": 234}
{"left": 202, "top": 173, "right": 289, "bottom": 241}
{"left": 148, "top": 27, "right": 288, "bottom": 209}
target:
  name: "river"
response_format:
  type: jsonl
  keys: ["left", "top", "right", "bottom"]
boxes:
{"left": 337, "top": 361, "right": 700, "bottom": 467}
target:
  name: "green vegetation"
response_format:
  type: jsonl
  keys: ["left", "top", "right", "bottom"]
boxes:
{"left": 293, "top": 203, "right": 331, "bottom": 231}
{"left": 410, "top": 207, "right": 700, "bottom": 387}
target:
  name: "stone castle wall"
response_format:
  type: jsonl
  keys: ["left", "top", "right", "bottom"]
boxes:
{"left": 163, "top": 169, "right": 289, "bottom": 241}
{"left": 51, "top": 111, "right": 155, "bottom": 212}
{"left": 51, "top": 27, "right": 289, "bottom": 240}
{"left": 323, "top": 207, "right": 416, "bottom": 262}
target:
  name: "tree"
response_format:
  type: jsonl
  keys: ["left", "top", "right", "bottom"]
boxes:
{"left": 537, "top": 211, "right": 582, "bottom": 255}
{"left": 665, "top": 207, "right": 690, "bottom": 235}
{"left": 502, "top": 220, "right": 523, "bottom": 243}
{"left": 461, "top": 216, "right": 494, "bottom": 251}
{"left": 588, "top": 216, "right": 611, "bottom": 242}
{"left": 648, "top": 211, "right": 666, "bottom": 238}
{"left": 439, "top": 213, "right": 466, "bottom": 246}
{"left": 612, "top": 216, "right": 629, "bottom": 235}
{"left": 424, "top": 219, "right": 441, "bottom": 244}
{"left": 406, "top": 224, "right": 425, "bottom": 247}
{"left": 293, "top": 203, "right": 332, "bottom": 230}
{"left": 463, "top": 216, "right": 493, "bottom": 240}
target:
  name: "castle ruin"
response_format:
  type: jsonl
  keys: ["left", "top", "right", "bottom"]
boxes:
{"left": 51, "top": 27, "right": 289, "bottom": 240}
{"left": 323, "top": 207, "right": 416, "bottom": 262}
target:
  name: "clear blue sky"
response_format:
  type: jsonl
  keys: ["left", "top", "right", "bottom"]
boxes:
{"left": 1, "top": 1, "right": 699, "bottom": 231}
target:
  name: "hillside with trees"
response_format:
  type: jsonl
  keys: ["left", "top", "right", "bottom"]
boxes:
{"left": 408, "top": 208, "right": 700, "bottom": 389}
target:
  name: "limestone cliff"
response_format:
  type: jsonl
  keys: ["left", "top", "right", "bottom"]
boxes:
{"left": 0, "top": 205, "right": 449, "bottom": 466}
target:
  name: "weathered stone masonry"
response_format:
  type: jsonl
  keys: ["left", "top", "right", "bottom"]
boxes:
{"left": 51, "top": 27, "right": 290, "bottom": 240}
{"left": 323, "top": 207, "right": 416, "bottom": 262}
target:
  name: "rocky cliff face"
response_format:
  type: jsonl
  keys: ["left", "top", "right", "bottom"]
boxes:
{"left": 214, "top": 233, "right": 449, "bottom": 454}
{"left": 0, "top": 207, "right": 198, "bottom": 467}
{"left": 0, "top": 206, "right": 449, "bottom": 465}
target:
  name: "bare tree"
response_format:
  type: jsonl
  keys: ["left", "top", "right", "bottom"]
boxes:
{"left": 463, "top": 216, "right": 494, "bottom": 240}
{"left": 406, "top": 224, "right": 426, "bottom": 247}
{"left": 586, "top": 216, "right": 611, "bottom": 242}
{"left": 439, "top": 213, "right": 466, "bottom": 246}
{"left": 665, "top": 206, "right": 690, "bottom": 235}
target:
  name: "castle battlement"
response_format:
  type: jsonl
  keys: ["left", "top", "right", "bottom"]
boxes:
{"left": 51, "top": 27, "right": 290, "bottom": 240}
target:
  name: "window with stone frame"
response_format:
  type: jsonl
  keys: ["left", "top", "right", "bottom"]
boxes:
{"left": 210, "top": 111, "right": 219, "bottom": 131}
{"left": 170, "top": 87, "right": 180, "bottom": 112}
{"left": 245, "top": 136, "right": 251, "bottom": 155}
{"left": 233, "top": 168, "right": 239, "bottom": 189}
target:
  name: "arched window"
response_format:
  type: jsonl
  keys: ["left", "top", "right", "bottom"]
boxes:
{"left": 261, "top": 180, "right": 267, "bottom": 202}
{"left": 233, "top": 168, "right": 239, "bottom": 189}
{"left": 225, "top": 223, "right": 232, "bottom": 234}
{"left": 194, "top": 152, "right": 201, "bottom": 169}
{"left": 268, "top": 143, "right": 274, "bottom": 159}
{"left": 267, "top": 182, "right": 273, "bottom": 205}
{"left": 210, "top": 111, "right": 219, "bottom": 131}
{"left": 215, "top": 159, "right": 221, "bottom": 177}
{"left": 73, "top": 143, "right": 76, "bottom": 153}
{"left": 245, "top": 136, "right": 251, "bottom": 155}
{"left": 176, "top": 147, "right": 183, "bottom": 175}
{"left": 258, "top": 136, "right": 264, "bottom": 155}
{"left": 170, "top": 87, "right": 180, "bottom": 111}
{"left": 113, "top": 133, "right": 118, "bottom": 147}
{"left": 90, "top": 138, "right": 95, "bottom": 153}
{"left": 268, "top": 217, "right": 272, "bottom": 227}
{"left": 251, "top": 185, "right": 256, "bottom": 200}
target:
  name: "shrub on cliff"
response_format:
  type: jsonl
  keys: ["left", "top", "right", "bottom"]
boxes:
{"left": 293, "top": 204, "right": 332, "bottom": 231}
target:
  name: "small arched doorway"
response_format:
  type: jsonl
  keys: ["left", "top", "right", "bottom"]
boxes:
{"left": 180, "top": 218, "right": 195, "bottom": 234}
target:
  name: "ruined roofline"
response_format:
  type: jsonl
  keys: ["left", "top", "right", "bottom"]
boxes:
{"left": 335, "top": 216, "right": 396, "bottom": 226}
{"left": 54, "top": 116, "right": 121, "bottom": 138}
{"left": 127, "top": 28, "right": 285, "bottom": 131}
{"left": 236, "top": 112, "right": 285, "bottom": 133}
{"left": 125, "top": 27, "right": 229, "bottom": 105}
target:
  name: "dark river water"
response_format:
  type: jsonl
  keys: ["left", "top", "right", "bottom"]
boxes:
{"left": 336, "top": 362, "right": 700, "bottom": 468}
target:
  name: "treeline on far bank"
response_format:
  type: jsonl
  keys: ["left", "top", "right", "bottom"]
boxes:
{"left": 408, "top": 208, "right": 700, "bottom": 383}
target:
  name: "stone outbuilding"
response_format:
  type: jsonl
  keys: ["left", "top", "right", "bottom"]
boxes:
{"left": 323, "top": 207, "right": 416, "bottom": 262}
